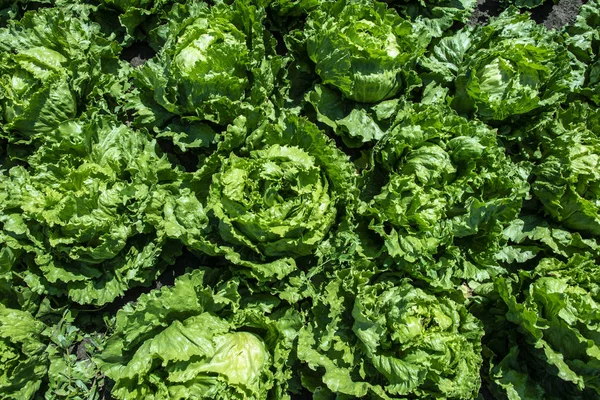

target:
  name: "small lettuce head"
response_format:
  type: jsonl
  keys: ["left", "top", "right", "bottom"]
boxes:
{"left": 304, "top": 0, "right": 429, "bottom": 103}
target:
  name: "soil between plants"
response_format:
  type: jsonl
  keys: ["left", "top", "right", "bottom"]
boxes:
{"left": 470, "top": 0, "right": 585, "bottom": 29}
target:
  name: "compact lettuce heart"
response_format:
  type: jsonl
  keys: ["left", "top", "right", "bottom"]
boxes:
{"left": 0, "top": 114, "right": 180, "bottom": 305}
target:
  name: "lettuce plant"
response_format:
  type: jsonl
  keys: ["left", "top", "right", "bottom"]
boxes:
{"left": 127, "top": 0, "right": 280, "bottom": 152}
{"left": 474, "top": 254, "right": 600, "bottom": 400}
{"left": 298, "top": 267, "right": 484, "bottom": 398}
{"left": 359, "top": 101, "right": 527, "bottom": 288}
{"left": 0, "top": 114, "right": 180, "bottom": 305}
{"left": 98, "top": 269, "right": 301, "bottom": 399}
{"left": 150, "top": 114, "right": 357, "bottom": 283}
{"left": 0, "top": 304, "right": 47, "bottom": 398}
{"left": 532, "top": 102, "right": 600, "bottom": 236}
{"left": 304, "top": 0, "right": 429, "bottom": 104}
{"left": 422, "top": 8, "right": 584, "bottom": 121}
{"left": 0, "top": 7, "right": 120, "bottom": 143}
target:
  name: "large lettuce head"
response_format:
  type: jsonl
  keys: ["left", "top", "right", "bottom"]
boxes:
{"left": 359, "top": 102, "right": 527, "bottom": 288}
{"left": 0, "top": 7, "right": 120, "bottom": 141}
{"left": 0, "top": 114, "right": 180, "bottom": 305}
{"left": 297, "top": 268, "right": 484, "bottom": 398}
{"left": 130, "top": 0, "right": 278, "bottom": 129}
{"left": 150, "top": 114, "right": 357, "bottom": 283}
{"left": 304, "top": 0, "right": 429, "bottom": 103}
{"left": 98, "top": 269, "right": 301, "bottom": 400}
{"left": 532, "top": 102, "right": 600, "bottom": 236}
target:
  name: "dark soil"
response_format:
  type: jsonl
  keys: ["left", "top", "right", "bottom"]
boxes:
{"left": 469, "top": 0, "right": 585, "bottom": 29}
{"left": 120, "top": 41, "right": 156, "bottom": 67}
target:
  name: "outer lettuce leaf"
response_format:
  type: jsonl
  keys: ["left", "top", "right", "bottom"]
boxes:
{"left": 306, "top": 83, "right": 402, "bottom": 148}
{"left": 422, "top": 7, "right": 584, "bottom": 121}
{"left": 359, "top": 101, "right": 528, "bottom": 289}
{"left": 297, "top": 267, "right": 483, "bottom": 399}
{"left": 0, "top": 6, "right": 121, "bottom": 145}
{"left": 97, "top": 269, "right": 301, "bottom": 400}
{"left": 387, "top": 0, "right": 478, "bottom": 38}
{"left": 303, "top": 0, "right": 430, "bottom": 104}
{"left": 0, "top": 114, "right": 181, "bottom": 305}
